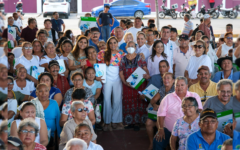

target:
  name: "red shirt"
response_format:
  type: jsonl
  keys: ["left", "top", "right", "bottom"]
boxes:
{"left": 209, "top": 0, "right": 215, "bottom": 3}
{"left": 21, "top": 26, "right": 38, "bottom": 43}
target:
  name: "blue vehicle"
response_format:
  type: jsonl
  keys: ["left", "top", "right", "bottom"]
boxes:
{"left": 91, "top": 0, "right": 151, "bottom": 18}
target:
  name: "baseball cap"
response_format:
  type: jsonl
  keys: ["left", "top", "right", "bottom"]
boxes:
{"left": 90, "top": 27, "right": 100, "bottom": 33}
{"left": 179, "top": 34, "right": 189, "bottom": 40}
{"left": 197, "top": 65, "right": 210, "bottom": 73}
{"left": 200, "top": 108, "right": 217, "bottom": 121}
{"left": 48, "top": 60, "right": 60, "bottom": 69}
{"left": 170, "top": 28, "right": 177, "bottom": 33}
{"left": 8, "top": 136, "right": 23, "bottom": 147}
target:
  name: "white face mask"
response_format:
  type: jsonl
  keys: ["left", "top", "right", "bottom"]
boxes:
{"left": 127, "top": 47, "right": 135, "bottom": 54}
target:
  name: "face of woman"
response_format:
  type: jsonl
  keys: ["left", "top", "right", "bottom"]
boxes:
{"left": 86, "top": 69, "right": 95, "bottom": 81}
{"left": 137, "top": 34, "right": 146, "bottom": 47}
{"left": 18, "top": 126, "right": 36, "bottom": 145}
{"left": 62, "top": 43, "right": 72, "bottom": 54}
{"left": 72, "top": 104, "right": 87, "bottom": 121}
{"left": 0, "top": 68, "right": 8, "bottom": 80}
{"left": 39, "top": 75, "right": 52, "bottom": 87}
{"left": 45, "top": 43, "right": 56, "bottom": 56}
{"left": 78, "top": 39, "right": 88, "bottom": 50}
{"left": 194, "top": 42, "right": 205, "bottom": 56}
{"left": 36, "top": 85, "right": 50, "bottom": 101}
{"left": 33, "top": 42, "right": 41, "bottom": 53}
{"left": 0, "top": 126, "right": 8, "bottom": 143}
{"left": 22, "top": 44, "right": 33, "bottom": 56}
{"left": 182, "top": 100, "right": 197, "bottom": 117}
{"left": 17, "top": 68, "right": 27, "bottom": 80}
{"left": 203, "top": 38, "right": 210, "bottom": 48}
{"left": 126, "top": 35, "right": 133, "bottom": 43}
{"left": 75, "top": 126, "right": 93, "bottom": 145}
{"left": 109, "top": 39, "right": 118, "bottom": 50}
{"left": 163, "top": 74, "right": 174, "bottom": 87}
{"left": 195, "top": 33, "right": 203, "bottom": 41}
{"left": 225, "top": 34, "right": 233, "bottom": 45}
{"left": 154, "top": 42, "right": 164, "bottom": 54}
{"left": 73, "top": 75, "right": 83, "bottom": 88}
{"left": 87, "top": 48, "right": 97, "bottom": 60}
{"left": 20, "top": 105, "right": 36, "bottom": 119}
{"left": 7, "top": 79, "right": 14, "bottom": 91}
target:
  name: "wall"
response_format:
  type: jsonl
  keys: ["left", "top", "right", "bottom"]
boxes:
{"left": 5, "top": 0, "right": 37, "bottom": 13}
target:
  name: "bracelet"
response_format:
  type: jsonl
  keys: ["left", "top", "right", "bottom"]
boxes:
{"left": 158, "top": 127, "right": 164, "bottom": 130}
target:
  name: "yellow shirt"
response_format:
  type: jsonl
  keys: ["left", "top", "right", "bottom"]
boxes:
{"left": 189, "top": 81, "right": 218, "bottom": 105}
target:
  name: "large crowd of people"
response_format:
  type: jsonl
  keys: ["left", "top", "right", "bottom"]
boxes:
{"left": 0, "top": 5, "right": 240, "bottom": 150}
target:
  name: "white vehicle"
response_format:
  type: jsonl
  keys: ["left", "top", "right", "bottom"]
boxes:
{"left": 43, "top": 0, "right": 71, "bottom": 19}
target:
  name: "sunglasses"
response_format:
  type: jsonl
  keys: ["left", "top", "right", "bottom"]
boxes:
{"left": 194, "top": 45, "right": 203, "bottom": 49}
{"left": 226, "top": 37, "right": 233, "bottom": 40}
{"left": 24, "top": 47, "right": 33, "bottom": 50}
{"left": 78, "top": 107, "right": 88, "bottom": 112}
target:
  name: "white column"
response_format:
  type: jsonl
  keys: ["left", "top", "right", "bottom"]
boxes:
{"left": 37, "top": 0, "right": 42, "bottom": 13}
{"left": 195, "top": 0, "right": 199, "bottom": 13}
{"left": 77, "top": 0, "right": 82, "bottom": 14}
{"left": 222, "top": 0, "right": 226, "bottom": 8}
{"left": 167, "top": 0, "right": 170, "bottom": 8}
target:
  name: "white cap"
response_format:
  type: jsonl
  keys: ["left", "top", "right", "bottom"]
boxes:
{"left": 204, "top": 14, "right": 210, "bottom": 19}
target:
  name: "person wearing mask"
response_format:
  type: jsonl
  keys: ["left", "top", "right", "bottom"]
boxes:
{"left": 119, "top": 32, "right": 134, "bottom": 53}
{"left": 182, "top": 14, "right": 194, "bottom": 38}
{"left": 198, "top": 14, "right": 211, "bottom": 39}
{"left": 126, "top": 17, "right": 143, "bottom": 42}
{"left": 89, "top": 27, "right": 101, "bottom": 52}
{"left": 186, "top": 108, "right": 231, "bottom": 150}
{"left": 189, "top": 66, "right": 218, "bottom": 105}
{"left": 44, "top": 19, "right": 58, "bottom": 45}
{"left": 51, "top": 12, "right": 65, "bottom": 32}
{"left": 216, "top": 32, "right": 233, "bottom": 58}
{"left": 146, "top": 29, "right": 155, "bottom": 49}
{"left": 21, "top": 18, "right": 38, "bottom": 43}
{"left": 170, "top": 28, "right": 179, "bottom": 46}
{"left": 173, "top": 34, "right": 194, "bottom": 78}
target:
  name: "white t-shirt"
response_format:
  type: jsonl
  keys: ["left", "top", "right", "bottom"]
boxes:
{"left": 40, "top": 54, "right": 60, "bottom": 65}
{"left": 182, "top": 20, "right": 194, "bottom": 35}
{"left": 0, "top": 55, "right": 8, "bottom": 67}
{"left": 12, "top": 80, "right": 35, "bottom": 95}
{"left": 160, "top": 39, "right": 178, "bottom": 68}
{"left": 136, "top": 44, "right": 150, "bottom": 62}
{"left": 173, "top": 46, "right": 195, "bottom": 78}
{"left": 14, "top": 55, "right": 40, "bottom": 75}
{"left": 13, "top": 18, "right": 23, "bottom": 30}
{"left": 11, "top": 47, "right": 23, "bottom": 59}
{"left": 126, "top": 27, "right": 143, "bottom": 43}
{"left": 118, "top": 37, "right": 125, "bottom": 48}
{"left": 147, "top": 55, "right": 172, "bottom": 76}
{"left": 0, "top": 47, "right": 4, "bottom": 56}
{"left": 186, "top": 55, "right": 212, "bottom": 79}
{"left": 47, "top": 30, "right": 59, "bottom": 41}
{"left": 220, "top": 43, "right": 233, "bottom": 57}
{"left": 207, "top": 45, "right": 218, "bottom": 72}
{"left": 60, "top": 55, "right": 69, "bottom": 65}
{"left": 8, "top": 99, "right": 17, "bottom": 124}
{"left": 63, "top": 141, "right": 103, "bottom": 150}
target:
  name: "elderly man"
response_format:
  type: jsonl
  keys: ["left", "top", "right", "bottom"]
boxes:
{"left": 8, "top": 136, "right": 24, "bottom": 150}
{"left": 126, "top": 17, "right": 143, "bottom": 42}
{"left": 153, "top": 76, "right": 203, "bottom": 150}
{"left": 198, "top": 14, "right": 211, "bottom": 39}
{"left": 114, "top": 26, "right": 124, "bottom": 47}
{"left": 89, "top": 27, "right": 101, "bottom": 52}
{"left": 186, "top": 108, "right": 231, "bottom": 150}
{"left": 233, "top": 80, "right": 240, "bottom": 115}
{"left": 173, "top": 34, "right": 194, "bottom": 78}
{"left": 203, "top": 79, "right": 233, "bottom": 131}
{"left": 65, "top": 138, "right": 88, "bottom": 150}
{"left": 212, "top": 56, "right": 233, "bottom": 83}
{"left": 189, "top": 66, "right": 218, "bottom": 104}
{"left": 21, "top": 18, "right": 38, "bottom": 42}
{"left": 182, "top": 14, "right": 194, "bottom": 37}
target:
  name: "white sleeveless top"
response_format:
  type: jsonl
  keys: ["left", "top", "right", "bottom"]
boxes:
{"left": 39, "top": 54, "right": 60, "bottom": 65}
{"left": 221, "top": 43, "right": 233, "bottom": 57}
{"left": 15, "top": 117, "right": 41, "bottom": 143}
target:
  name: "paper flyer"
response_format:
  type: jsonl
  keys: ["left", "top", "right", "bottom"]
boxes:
{"left": 142, "top": 84, "right": 159, "bottom": 101}
{"left": 94, "top": 63, "right": 106, "bottom": 83}
{"left": 126, "top": 67, "right": 146, "bottom": 89}
{"left": 79, "top": 17, "right": 97, "bottom": 33}
{"left": 148, "top": 107, "right": 157, "bottom": 120}
{"left": 30, "top": 66, "right": 45, "bottom": 79}
{"left": 57, "top": 59, "right": 66, "bottom": 74}
{"left": 216, "top": 109, "right": 233, "bottom": 132}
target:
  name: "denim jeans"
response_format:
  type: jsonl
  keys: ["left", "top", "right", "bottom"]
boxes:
{"left": 101, "top": 25, "right": 111, "bottom": 42}
{"left": 153, "top": 127, "right": 171, "bottom": 150}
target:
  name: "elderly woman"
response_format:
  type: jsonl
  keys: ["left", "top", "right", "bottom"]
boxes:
{"left": 74, "top": 124, "right": 103, "bottom": 150}
{"left": 119, "top": 41, "right": 149, "bottom": 131}
{"left": 119, "top": 32, "right": 134, "bottom": 53}
{"left": 185, "top": 40, "right": 212, "bottom": 86}
{"left": 10, "top": 102, "right": 48, "bottom": 146}
{"left": 17, "top": 118, "right": 46, "bottom": 150}
{"left": 14, "top": 42, "right": 38, "bottom": 84}
{"left": 29, "top": 72, "right": 62, "bottom": 106}
{"left": 170, "top": 97, "right": 200, "bottom": 150}
{"left": 65, "top": 138, "right": 88, "bottom": 150}
{"left": 98, "top": 36, "right": 125, "bottom": 131}
{"left": 216, "top": 32, "right": 233, "bottom": 58}
{"left": 31, "top": 83, "right": 61, "bottom": 150}
{"left": 0, "top": 67, "right": 8, "bottom": 95}
{"left": 48, "top": 60, "right": 70, "bottom": 97}
{"left": 60, "top": 88, "right": 95, "bottom": 127}
{"left": 59, "top": 101, "right": 97, "bottom": 150}
{"left": 63, "top": 72, "right": 94, "bottom": 104}
{"left": 12, "top": 67, "right": 35, "bottom": 95}
{"left": 0, "top": 120, "right": 8, "bottom": 145}
{"left": 32, "top": 40, "right": 45, "bottom": 60}
{"left": 146, "top": 72, "right": 175, "bottom": 150}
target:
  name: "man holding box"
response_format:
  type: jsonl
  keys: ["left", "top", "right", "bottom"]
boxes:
{"left": 153, "top": 76, "right": 203, "bottom": 150}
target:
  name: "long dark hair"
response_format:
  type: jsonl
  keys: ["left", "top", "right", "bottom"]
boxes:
{"left": 85, "top": 46, "right": 97, "bottom": 58}
{"left": 104, "top": 36, "right": 118, "bottom": 66}
{"left": 56, "top": 37, "right": 68, "bottom": 53}
{"left": 151, "top": 40, "right": 167, "bottom": 62}
{"left": 32, "top": 40, "right": 44, "bottom": 54}
{"left": 60, "top": 39, "right": 73, "bottom": 54}
{"left": 72, "top": 35, "right": 89, "bottom": 60}
{"left": 63, "top": 30, "right": 73, "bottom": 39}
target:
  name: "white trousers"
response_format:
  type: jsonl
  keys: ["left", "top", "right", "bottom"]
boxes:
{"left": 103, "top": 79, "right": 123, "bottom": 124}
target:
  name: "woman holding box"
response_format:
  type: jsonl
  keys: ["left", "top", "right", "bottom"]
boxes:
{"left": 97, "top": 36, "right": 125, "bottom": 131}
{"left": 119, "top": 41, "right": 149, "bottom": 131}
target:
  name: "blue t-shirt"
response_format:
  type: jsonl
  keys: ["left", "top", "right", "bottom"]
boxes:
{"left": 44, "top": 99, "right": 61, "bottom": 137}
{"left": 147, "top": 74, "right": 163, "bottom": 89}
{"left": 89, "top": 39, "right": 100, "bottom": 53}
{"left": 51, "top": 18, "right": 64, "bottom": 32}
{"left": 233, "top": 130, "right": 240, "bottom": 149}
{"left": 83, "top": 79, "right": 102, "bottom": 96}
{"left": 233, "top": 71, "right": 240, "bottom": 83}
{"left": 30, "top": 87, "right": 61, "bottom": 99}
{"left": 119, "top": 43, "right": 128, "bottom": 54}
{"left": 186, "top": 129, "right": 231, "bottom": 150}
{"left": 212, "top": 70, "right": 234, "bottom": 83}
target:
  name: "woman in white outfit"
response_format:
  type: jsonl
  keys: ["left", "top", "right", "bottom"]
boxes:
{"left": 136, "top": 32, "right": 150, "bottom": 62}
{"left": 97, "top": 36, "right": 125, "bottom": 131}
{"left": 216, "top": 32, "right": 233, "bottom": 58}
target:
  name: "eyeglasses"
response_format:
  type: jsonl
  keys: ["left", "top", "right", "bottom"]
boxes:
{"left": 78, "top": 107, "right": 88, "bottom": 112}
{"left": 21, "top": 130, "right": 35, "bottom": 134}
{"left": 194, "top": 45, "right": 203, "bottom": 49}
{"left": 24, "top": 47, "right": 33, "bottom": 50}
{"left": 220, "top": 90, "right": 231, "bottom": 94}
{"left": 182, "top": 105, "right": 194, "bottom": 109}
{"left": 202, "top": 120, "right": 217, "bottom": 125}
{"left": 226, "top": 37, "right": 233, "bottom": 40}
{"left": 73, "top": 79, "right": 82, "bottom": 82}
